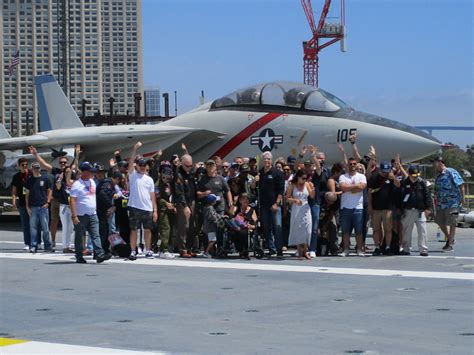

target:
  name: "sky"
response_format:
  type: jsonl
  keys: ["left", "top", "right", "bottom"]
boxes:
{"left": 142, "top": 0, "right": 473, "bottom": 148}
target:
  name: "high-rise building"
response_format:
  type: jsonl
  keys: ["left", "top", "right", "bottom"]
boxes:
{"left": 1, "top": 0, "right": 143, "bottom": 136}
{"left": 144, "top": 88, "right": 160, "bottom": 117}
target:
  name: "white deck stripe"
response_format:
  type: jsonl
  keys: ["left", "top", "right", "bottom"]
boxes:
{"left": 0, "top": 252, "right": 472, "bottom": 281}
{"left": 2, "top": 340, "right": 166, "bottom": 354}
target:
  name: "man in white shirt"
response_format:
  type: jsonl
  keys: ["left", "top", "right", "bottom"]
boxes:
{"left": 338, "top": 157, "right": 367, "bottom": 256}
{"left": 70, "top": 162, "right": 111, "bottom": 264}
{"left": 127, "top": 141, "right": 158, "bottom": 260}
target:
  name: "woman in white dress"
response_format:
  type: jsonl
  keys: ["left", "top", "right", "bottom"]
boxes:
{"left": 286, "top": 169, "right": 315, "bottom": 260}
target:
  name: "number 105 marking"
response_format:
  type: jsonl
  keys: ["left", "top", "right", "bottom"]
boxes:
{"left": 337, "top": 128, "right": 357, "bottom": 142}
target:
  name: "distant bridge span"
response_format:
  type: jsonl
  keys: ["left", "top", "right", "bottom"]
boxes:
{"left": 415, "top": 126, "right": 474, "bottom": 135}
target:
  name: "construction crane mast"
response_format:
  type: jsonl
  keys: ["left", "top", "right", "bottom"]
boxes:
{"left": 301, "top": 0, "right": 346, "bottom": 87}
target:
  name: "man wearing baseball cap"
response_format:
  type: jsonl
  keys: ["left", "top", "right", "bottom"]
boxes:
{"left": 70, "top": 161, "right": 110, "bottom": 263}
{"left": 431, "top": 156, "right": 464, "bottom": 252}
{"left": 399, "top": 165, "right": 432, "bottom": 256}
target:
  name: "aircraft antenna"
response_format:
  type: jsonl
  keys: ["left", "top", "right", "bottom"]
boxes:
{"left": 301, "top": 0, "right": 346, "bottom": 87}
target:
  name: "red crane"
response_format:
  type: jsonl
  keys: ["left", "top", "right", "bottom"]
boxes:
{"left": 301, "top": 0, "right": 346, "bottom": 87}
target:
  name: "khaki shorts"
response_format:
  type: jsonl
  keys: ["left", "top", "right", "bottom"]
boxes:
{"left": 372, "top": 209, "right": 392, "bottom": 234}
{"left": 50, "top": 198, "right": 60, "bottom": 222}
{"left": 435, "top": 208, "right": 458, "bottom": 227}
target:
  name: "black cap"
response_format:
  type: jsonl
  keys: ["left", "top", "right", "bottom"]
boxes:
{"left": 79, "top": 161, "right": 97, "bottom": 172}
{"left": 408, "top": 165, "right": 420, "bottom": 175}
{"left": 430, "top": 156, "right": 445, "bottom": 164}
{"left": 117, "top": 160, "right": 128, "bottom": 168}
{"left": 230, "top": 162, "right": 240, "bottom": 170}
{"left": 240, "top": 164, "right": 250, "bottom": 173}
{"left": 287, "top": 155, "right": 296, "bottom": 165}
{"left": 111, "top": 171, "right": 123, "bottom": 179}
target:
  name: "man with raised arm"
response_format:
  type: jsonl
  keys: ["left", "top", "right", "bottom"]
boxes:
{"left": 127, "top": 141, "right": 158, "bottom": 260}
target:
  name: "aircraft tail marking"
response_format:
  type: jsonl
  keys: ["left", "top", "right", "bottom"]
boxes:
{"left": 209, "top": 112, "right": 282, "bottom": 159}
{"left": 35, "top": 74, "right": 84, "bottom": 131}
{"left": 0, "top": 124, "right": 11, "bottom": 139}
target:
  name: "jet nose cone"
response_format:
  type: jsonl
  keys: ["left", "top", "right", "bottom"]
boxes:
{"left": 348, "top": 110, "right": 442, "bottom": 162}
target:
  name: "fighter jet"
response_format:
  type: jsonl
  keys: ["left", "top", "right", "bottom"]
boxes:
{"left": 0, "top": 75, "right": 440, "bottom": 166}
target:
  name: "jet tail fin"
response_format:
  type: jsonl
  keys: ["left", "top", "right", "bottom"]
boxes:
{"left": 35, "top": 74, "right": 84, "bottom": 131}
{"left": 0, "top": 124, "right": 11, "bottom": 139}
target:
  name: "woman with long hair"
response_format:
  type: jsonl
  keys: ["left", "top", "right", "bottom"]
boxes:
{"left": 286, "top": 169, "right": 315, "bottom": 260}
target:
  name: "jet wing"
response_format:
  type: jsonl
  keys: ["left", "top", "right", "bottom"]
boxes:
{"left": 0, "top": 124, "right": 223, "bottom": 163}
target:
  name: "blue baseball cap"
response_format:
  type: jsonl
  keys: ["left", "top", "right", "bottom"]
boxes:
{"left": 206, "top": 194, "right": 217, "bottom": 203}
{"left": 80, "top": 161, "right": 97, "bottom": 172}
{"left": 380, "top": 161, "right": 391, "bottom": 173}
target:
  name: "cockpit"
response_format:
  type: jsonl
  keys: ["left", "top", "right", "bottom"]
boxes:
{"left": 211, "top": 82, "right": 350, "bottom": 112}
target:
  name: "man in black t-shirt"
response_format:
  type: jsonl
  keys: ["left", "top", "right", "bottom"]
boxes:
{"left": 11, "top": 158, "right": 32, "bottom": 249}
{"left": 367, "top": 161, "right": 401, "bottom": 256}
{"left": 25, "top": 162, "right": 53, "bottom": 253}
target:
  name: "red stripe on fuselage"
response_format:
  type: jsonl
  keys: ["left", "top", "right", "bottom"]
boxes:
{"left": 210, "top": 112, "right": 283, "bottom": 159}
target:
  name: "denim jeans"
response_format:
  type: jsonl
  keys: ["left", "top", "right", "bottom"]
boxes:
{"left": 18, "top": 206, "right": 31, "bottom": 246}
{"left": 30, "top": 206, "right": 52, "bottom": 249}
{"left": 309, "top": 204, "right": 321, "bottom": 253}
{"left": 74, "top": 214, "right": 104, "bottom": 259}
{"left": 260, "top": 206, "right": 282, "bottom": 253}
{"left": 98, "top": 212, "right": 117, "bottom": 252}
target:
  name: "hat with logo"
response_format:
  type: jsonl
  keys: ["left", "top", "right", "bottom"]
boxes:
{"left": 93, "top": 162, "right": 106, "bottom": 171}
{"left": 379, "top": 161, "right": 391, "bottom": 173}
{"left": 80, "top": 161, "right": 97, "bottom": 172}
{"left": 136, "top": 158, "right": 147, "bottom": 166}
{"left": 408, "top": 165, "right": 420, "bottom": 176}
{"left": 240, "top": 164, "right": 250, "bottom": 173}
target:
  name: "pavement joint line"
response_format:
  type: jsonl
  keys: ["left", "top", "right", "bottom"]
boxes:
{"left": 0, "top": 252, "right": 473, "bottom": 281}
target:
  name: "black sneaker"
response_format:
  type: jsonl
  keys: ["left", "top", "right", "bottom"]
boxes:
{"left": 399, "top": 250, "right": 411, "bottom": 256}
{"left": 372, "top": 247, "right": 382, "bottom": 256}
{"left": 44, "top": 248, "right": 55, "bottom": 253}
{"left": 276, "top": 252, "right": 284, "bottom": 257}
{"left": 128, "top": 251, "right": 137, "bottom": 261}
{"left": 420, "top": 252, "right": 429, "bottom": 257}
{"left": 96, "top": 253, "right": 112, "bottom": 263}
{"left": 76, "top": 257, "right": 87, "bottom": 264}
{"left": 442, "top": 245, "right": 453, "bottom": 252}
{"left": 383, "top": 248, "right": 393, "bottom": 256}
{"left": 442, "top": 241, "right": 450, "bottom": 251}
{"left": 266, "top": 251, "right": 276, "bottom": 257}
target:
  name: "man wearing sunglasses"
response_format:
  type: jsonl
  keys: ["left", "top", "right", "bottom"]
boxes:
{"left": 127, "top": 142, "right": 158, "bottom": 260}
{"left": 28, "top": 145, "right": 80, "bottom": 250}
{"left": 11, "top": 158, "right": 32, "bottom": 250}
{"left": 24, "top": 162, "right": 54, "bottom": 253}
{"left": 174, "top": 154, "right": 198, "bottom": 257}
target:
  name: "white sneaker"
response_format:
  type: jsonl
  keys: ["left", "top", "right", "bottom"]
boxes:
{"left": 161, "top": 251, "right": 175, "bottom": 259}
{"left": 357, "top": 249, "right": 365, "bottom": 257}
{"left": 23, "top": 245, "right": 30, "bottom": 251}
{"left": 137, "top": 247, "right": 143, "bottom": 255}
{"left": 338, "top": 250, "right": 348, "bottom": 257}
{"left": 145, "top": 251, "right": 154, "bottom": 258}
{"left": 309, "top": 251, "right": 316, "bottom": 258}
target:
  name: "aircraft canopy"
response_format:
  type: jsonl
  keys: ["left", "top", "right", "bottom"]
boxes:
{"left": 211, "top": 82, "right": 349, "bottom": 112}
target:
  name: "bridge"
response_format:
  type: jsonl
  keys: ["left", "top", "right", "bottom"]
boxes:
{"left": 415, "top": 126, "right": 474, "bottom": 135}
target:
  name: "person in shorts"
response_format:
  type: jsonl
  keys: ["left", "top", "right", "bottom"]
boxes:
{"left": 127, "top": 142, "right": 158, "bottom": 260}
{"left": 432, "top": 156, "right": 464, "bottom": 252}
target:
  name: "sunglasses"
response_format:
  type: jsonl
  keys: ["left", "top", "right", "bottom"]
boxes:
{"left": 59, "top": 161, "right": 68, "bottom": 165}
{"left": 349, "top": 162, "right": 357, "bottom": 166}
{"left": 21, "top": 163, "right": 28, "bottom": 167}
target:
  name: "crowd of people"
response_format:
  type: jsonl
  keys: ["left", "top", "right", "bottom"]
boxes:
{"left": 10, "top": 134, "right": 465, "bottom": 264}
